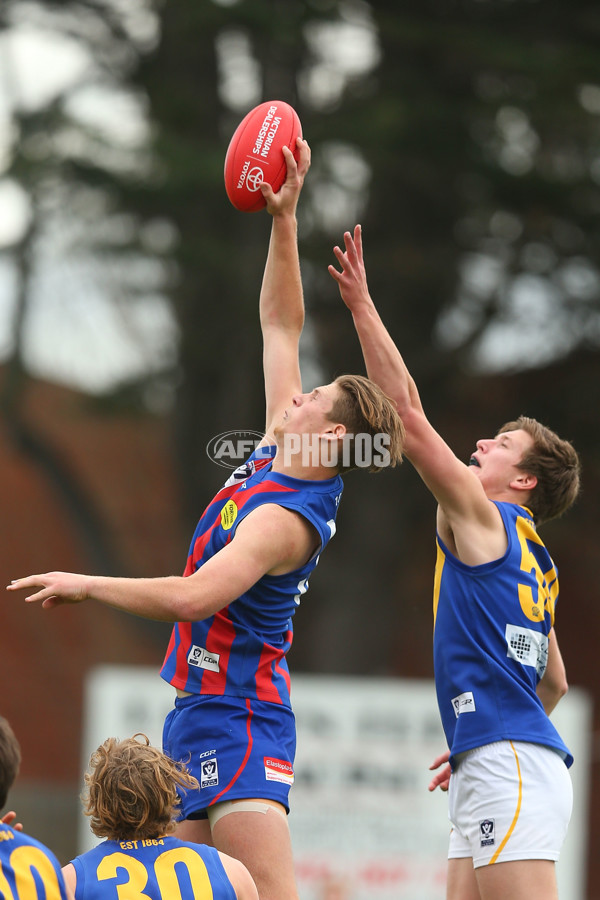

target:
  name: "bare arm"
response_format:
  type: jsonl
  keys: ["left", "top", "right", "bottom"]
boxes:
{"left": 61, "top": 863, "right": 76, "bottom": 900}
{"left": 7, "top": 504, "right": 318, "bottom": 621}
{"left": 260, "top": 139, "right": 311, "bottom": 440}
{"left": 329, "top": 225, "right": 423, "bottom": 426}
{"left": 537, "top": 628, "right": 568, "bottom": 715}
{"left": 219, "top": 853, "right": 259, "bottom": 900}
{"left": 329, "top": 225, "right": 503, "bottom": 563}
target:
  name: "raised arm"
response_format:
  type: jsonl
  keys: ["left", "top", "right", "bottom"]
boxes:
{"left": 329, "top": 225, "right": 504, "bottom": 561}
{"left": 259, "top": 138, "right": 311, "bottom": 439}
{"left": 329, "top": 224, "right": 424, "bottom": 426}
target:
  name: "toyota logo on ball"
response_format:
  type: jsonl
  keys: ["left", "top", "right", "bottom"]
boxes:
{"left": 246, "top": 167, "right": 265, "bottom": 192}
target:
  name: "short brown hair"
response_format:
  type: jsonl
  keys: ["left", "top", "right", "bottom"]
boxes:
{"left": 331, "top": 374, "right": 405, "bottom": 474}
{"left": 0, "top": 717, "right": 21, "bottom": 810}
{"left": 83, "top": 734, "right": 198, "bottom": 841}
{"left": 498, "top": 416, "right": 581, "bottom": 525}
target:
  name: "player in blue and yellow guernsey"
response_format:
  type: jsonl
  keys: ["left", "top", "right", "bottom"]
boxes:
{"left": 9, "top": 143, "right": 405, "bottom": 900}
{"left": 62, "top": 735, "right": 256, "bottom": 900}
{"left": 0, "top": 716, "right": 70, "bottom": 900}
{"left": 331, "top": 224, "right": 581, "bottom": 900}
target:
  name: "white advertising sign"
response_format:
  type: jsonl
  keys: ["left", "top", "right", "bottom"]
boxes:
{"left": 80, "top": 667, "right": 590, "bottom": 900}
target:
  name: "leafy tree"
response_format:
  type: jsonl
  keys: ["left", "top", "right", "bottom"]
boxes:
{"left": 0, "top": 0, "right": 174, "bottom": 570}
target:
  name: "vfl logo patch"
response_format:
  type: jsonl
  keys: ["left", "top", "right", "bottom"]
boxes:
{"left": 199, "top": 752, "right": 219, "bottom": 789}
{"left": 264, "top": 757, "right": 294, "bottom": 785}
{"left": 505, "top": 624, "right": 549, "bottom": 678}
{"left": 451, "top": 691, "right": 476, "bottom": 718}
{"left": 480, "top": 818, "right": 495, "bottom": 847}
{"left": 187, "top": 645, "right": 220, "bottom": 672}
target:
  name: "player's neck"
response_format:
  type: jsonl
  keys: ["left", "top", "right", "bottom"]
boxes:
{"left": 271, "top": 450, "right": 339, "bottom": 481}
{"left": 485, "top": 486, "right": 532, "bottom": 508}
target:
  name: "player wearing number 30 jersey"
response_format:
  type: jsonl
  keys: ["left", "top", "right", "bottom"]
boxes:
{"left": 67, "top": 835, "right": 237, "bottom": 900}
{"left": 62, "top": 735, "right": 257, "bottom": 900}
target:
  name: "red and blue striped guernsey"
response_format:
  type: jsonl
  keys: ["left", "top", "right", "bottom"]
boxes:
{"left": 160, "top": 445, "right": 343, "bottom": 708}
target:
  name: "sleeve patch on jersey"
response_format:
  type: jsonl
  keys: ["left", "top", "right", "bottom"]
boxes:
{"left": 505, "top": 624, "right": 548, "bottom": 678}
{"left": 451, "top": 691, "right": 476, "bottom": 717}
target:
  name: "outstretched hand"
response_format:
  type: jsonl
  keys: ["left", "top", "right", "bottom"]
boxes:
{"left": 261, "top": 137, "right": 311, "bottom": 217}
{"left": 328, "top": 224, "right": 370, "bottom": 311}
{"left": 428, "top": 750, "right": 452, "bottom": 792}
{"left": 7, "top": 572, "right": 89, "bottom": 610}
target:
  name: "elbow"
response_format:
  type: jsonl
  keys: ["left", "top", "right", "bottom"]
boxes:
{"left": 547, "top": 675, "right": 568, "bottom": 708}
{"left": 552, "top": 663, "right": 569, "bottom": 701}
{"left": 176, "top": 597, "right": 206, "bottom": 623}
{"left": 165, "top": 577, "right": 207, "bottom": 623}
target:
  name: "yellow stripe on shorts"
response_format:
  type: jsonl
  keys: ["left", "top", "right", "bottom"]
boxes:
{"left": 489, "top": 740, "right": 522, "bottom": 865}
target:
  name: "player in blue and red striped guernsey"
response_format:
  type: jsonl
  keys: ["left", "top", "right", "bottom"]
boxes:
{"left": 9, "top": 140, "right": 405, "bottom": 900}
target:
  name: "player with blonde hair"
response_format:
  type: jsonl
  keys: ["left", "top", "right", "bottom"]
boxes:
{"left": 62, "top": 734, "right": 257, "bottom": 900}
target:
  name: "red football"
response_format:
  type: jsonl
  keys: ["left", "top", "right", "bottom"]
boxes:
{"left": 224, "top": 100, "right": 302, "bottom": 212}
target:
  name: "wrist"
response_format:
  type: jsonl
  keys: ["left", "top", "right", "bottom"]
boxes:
{"left": 270, "top": 207, "right": 298, "bottom": 224}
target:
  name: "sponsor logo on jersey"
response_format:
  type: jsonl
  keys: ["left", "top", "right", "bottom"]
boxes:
{"left": 200, "top": 751, "right": 219, "bottom": 789}
{"left": 451, "top": 690, "right": 476, "bottom": 717}
{"left": 505, "top": 624, "right": 549, "bottom": 677}
{"left": 220, "top": 499, "right": 238, "bottom": 530}
{"left": 187, "top": 644, "right": 220, "bottom": 672}
{"left": 480, "top": 818, "right": 495, "bottom": 847}
{"left": 264, "top": 757, "right": 294, "bottom": 785}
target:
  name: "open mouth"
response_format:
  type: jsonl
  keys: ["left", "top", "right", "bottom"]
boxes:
{"left": 468, "top": 455, "right": 480, "bottom": 467}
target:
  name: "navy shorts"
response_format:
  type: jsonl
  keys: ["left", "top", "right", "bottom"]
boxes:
{"left": 162, "top": 693, "right": 297, "bottom": 818}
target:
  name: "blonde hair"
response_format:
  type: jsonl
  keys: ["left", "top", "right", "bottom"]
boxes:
{"left": 498, "top": 416, "right": 581, "bottom": 524}
{"left": 331, "top": 374, "right": 405, "bottom": 473}
{"left": 83, "top": 734, "right": 198, "bottom": 841}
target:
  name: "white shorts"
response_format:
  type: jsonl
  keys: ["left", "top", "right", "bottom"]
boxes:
{"left": 447, "top": 740, "right": 572, "bottom": 868}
